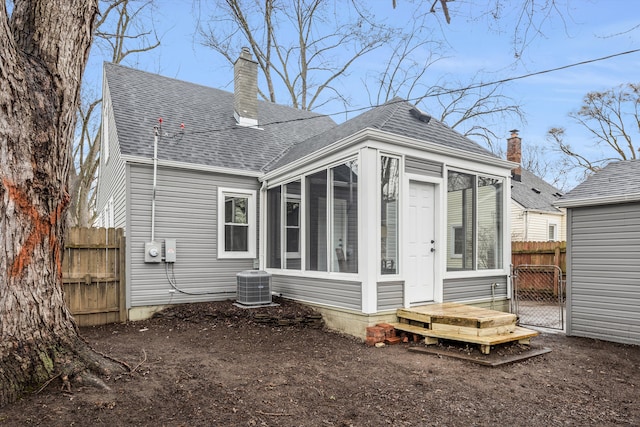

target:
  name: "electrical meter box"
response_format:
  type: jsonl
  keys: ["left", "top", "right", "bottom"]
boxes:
{"left": 165, "top": 239, "right": 177, "bottom": 263}
{"left": 145, "top": 241, "right": 162, "bottom": 263}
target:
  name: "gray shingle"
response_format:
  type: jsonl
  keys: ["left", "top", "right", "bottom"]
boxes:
{"left": 105, "top": 63, "right": 335, "bottom": 172}
{"left": 511, "top": 169, "right": 564, "bottom": 213}
{"left": 107, "top": 66, "right": 501, "bottom": 174}
{"left": 265, "top": 98, "right": 497, "bottom": 171}
{"left": 557, "top": 160, "right": 640, "bottom": 206}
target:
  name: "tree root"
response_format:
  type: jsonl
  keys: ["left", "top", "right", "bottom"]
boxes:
{"left": 33, "top": 336, "right": 129, "bottom": 396}
{"left": 78, "top": 334, "right": 132, "bottom": 373}
{"left": 73, "top": 371, "right": 112, "bottom": 391}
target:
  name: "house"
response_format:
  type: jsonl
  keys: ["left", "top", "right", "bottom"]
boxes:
{"left": 555, "top": 160, "right": 640, "bottom": 345}
{"left": 506, "top": 131, "right": 566, "bottom": 242}
{"left": 94, "top": 50, "right": 516, "bottom": 338}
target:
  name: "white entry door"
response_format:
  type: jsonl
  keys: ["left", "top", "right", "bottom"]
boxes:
{"left": 406, "top": 181, "right": 435, "bottom": 304}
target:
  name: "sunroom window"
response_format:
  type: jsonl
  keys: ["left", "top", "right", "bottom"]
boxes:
{"left": 267, "top": 186, "right": 281, "bottom": 268}
{"left": 284, "top": 181, "right": 301, "bottom": 270}
{"left": 331, "top": 161, "right": 358, "bottom": 273}
{"left": 306, "top": 170, "right": 328, "bottom": 271}
{"left": 446, "top": 171, "right": 503, "bottom": 271}
{"left": 267, "top": 159, "right": 358, "bottom": 273}
{"left": 477, "top": 176, "right": 503, "bottom": 269}
{"left": 381, "top": 156, "right": 399, "bottom": 275}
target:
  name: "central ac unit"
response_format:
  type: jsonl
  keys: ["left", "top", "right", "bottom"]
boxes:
{"left": 236, "top": 270, "right": 272, "bottom": 305}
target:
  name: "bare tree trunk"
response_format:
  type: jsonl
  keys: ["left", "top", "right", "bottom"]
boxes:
{"left": 0, "top": 1, "right": 123, "bottom": 407}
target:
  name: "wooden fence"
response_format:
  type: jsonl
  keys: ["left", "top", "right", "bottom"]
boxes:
{"left": 62, "top": 227, "right": 126, "bottom": 326}
{"left": 511, "top": 241, "right": 566, "bottom": 296}
{"left": 511, "top": 241, "right": 566, "bottom": 272}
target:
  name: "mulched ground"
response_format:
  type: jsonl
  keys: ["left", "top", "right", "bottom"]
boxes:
{"left": 1, "top": 297, "right": 639, "bottom": 426}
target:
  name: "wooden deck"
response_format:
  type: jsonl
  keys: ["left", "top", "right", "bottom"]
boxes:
{"left": 390, "top": 302, "right": 538, "bottom": 354}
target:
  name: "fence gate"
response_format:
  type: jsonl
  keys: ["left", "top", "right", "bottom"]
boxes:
{"left": 513, "top": 264, "right": 565, "bottom": 330}
{"left": 62, "top": 227, "right": 126, "bottom": 327}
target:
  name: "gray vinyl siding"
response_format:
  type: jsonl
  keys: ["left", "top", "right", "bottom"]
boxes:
{"left": 443, "top": 275, "right": 508, "bottom": 302}
{"left": 127, "top": 163, "right": 260, "bottom": 307}
{"left": 405, "top": 156, "right": 442, "bottom": 177}
{"left": 271, "top": 275, "right": 361, "bottom": 310}
{"left": 377, "top": 281, "right": 404, "bottom": 311}
{"left": 566, "top": 202, "right": 640, "bottom": 345}
{"left": 95, "top": 82, "right": 126, "bottom": 228}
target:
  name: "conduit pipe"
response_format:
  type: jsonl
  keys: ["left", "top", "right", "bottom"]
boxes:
{"left": 151, "top": 122, "right": 159, "bottom": 242}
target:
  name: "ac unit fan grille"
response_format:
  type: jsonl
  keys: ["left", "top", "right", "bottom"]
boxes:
{"left": 236, "top": 271, "right": 272, "bottom": 305}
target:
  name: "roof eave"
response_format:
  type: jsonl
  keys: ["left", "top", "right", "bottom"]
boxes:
{"left": 121, "top": 155, "right": 264, "bottom": 178}
{"left": 262, "top": 127, "right": 515, "bottom": 182}
{"left": 370, "top": 128, "right": 517, "bottom": 169}
{"left": 522, "top": 207, "right": 565, "bottom": 215}
{"left": 555, "top": 192, "right": 640, "bottom": 208}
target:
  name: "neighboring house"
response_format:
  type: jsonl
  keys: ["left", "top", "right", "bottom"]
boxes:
{"left": 555, "top": 160, "right": 640, "bottom": 345}
{"left": 94, "top": 50, "right": 516, "bottom": 338}
{"left": 506, "top": 131, "right": 566, "bottom": 242}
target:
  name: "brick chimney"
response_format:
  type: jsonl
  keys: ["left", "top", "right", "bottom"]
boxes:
{"left": 507, "top": 129, "right": 522, "bottom": 182}
{"left": 234, "top": 47, "right": 258, "bottom": 127}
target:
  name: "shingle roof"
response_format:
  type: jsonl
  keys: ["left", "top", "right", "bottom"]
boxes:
{"left": 106, "top": 65, "right": 502, "bottom": 175}
{"left": 511, "top": 169, "right": 564, "bottom": 213}
{"left": 266, "top": 98, "right": 497, "bottom": 171}
{"left": 104, "top": 63, "right": 336, "bottom": 172}
{"left": 556, "top": 160, "right": 640, "bottom": 207}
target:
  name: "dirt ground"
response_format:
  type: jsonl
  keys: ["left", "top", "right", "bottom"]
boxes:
{"left": 1, "top": 298, "right": 639, "bottom": 426}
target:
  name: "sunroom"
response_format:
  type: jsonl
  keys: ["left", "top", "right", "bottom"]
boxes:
{"left": 259, "top": 101, "right": 514, "bottom": 337}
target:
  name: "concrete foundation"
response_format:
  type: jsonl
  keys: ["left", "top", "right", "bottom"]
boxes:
{"left": 305, "top": 304, "right": 399, "bottom": 340}
{"left": 307, "top": 298, "right": 512, "bottom": 340}
{"left": 128, "top": 305, "right": 169, "bottom": 321}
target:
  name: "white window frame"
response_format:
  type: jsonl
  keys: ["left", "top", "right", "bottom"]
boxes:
{"left": 379, "top": 153, "right": 401, "bottom": 276}
{"left": 265, "top": 156, "right": 359, "bottom": 275}
{"left": 217, "top": 187, "right": 257, "bottom": 259}
{"left": 548, "top": 221, "right": 559, "bottom": 242}
{"left": 446, "top": 169, "right": 506, "bottom": 273}
{"left": 285, "top": 194, "right": 301, "bottom": 259}
{"left": 450, "top": 224, "right": 463, "bottom": 258}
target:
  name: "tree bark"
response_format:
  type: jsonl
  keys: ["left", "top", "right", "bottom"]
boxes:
{"left": 1, "top": 0, "right": 122, "bottom": 407}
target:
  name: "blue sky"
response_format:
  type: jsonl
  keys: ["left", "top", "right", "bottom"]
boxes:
{"left": 86, "top": 0, "right": 640, "bottom": 189}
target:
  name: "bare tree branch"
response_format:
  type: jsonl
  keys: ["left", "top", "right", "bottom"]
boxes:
{"left": 548, "top": 83, "right": 639, "bottom": 185}
{"left": 70, "top": 0, "right": 161, "bottom": 226}
{"left": 199, "top": 0, "right": 395, "bottom": 110}
{"left": 418, "top": 76, "right": 526, "bottom": 151}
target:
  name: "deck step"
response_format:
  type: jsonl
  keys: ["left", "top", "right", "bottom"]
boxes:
{"left": 431, "top": 322, "right": 516, "bottom": 337}
{"left": 392, "top": 303, "right": 538, "bottom": 354}
{"left": 389, "top": 322, "right": 539, "bottom": 355}
{"left": 396, "top": 308, "right": 433, "bottom": 324}
{"left": 398, "top": 303, "right": 516, "bottom": 329}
